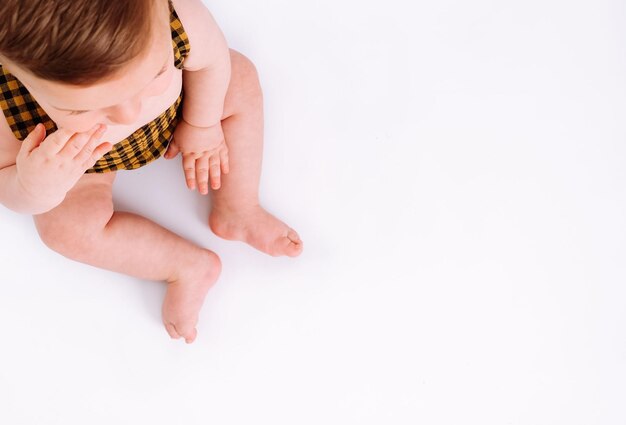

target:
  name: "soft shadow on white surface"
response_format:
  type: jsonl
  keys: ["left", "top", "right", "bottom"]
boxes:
{"left": 1, "top": 0, "right": 626, "bottom": 424}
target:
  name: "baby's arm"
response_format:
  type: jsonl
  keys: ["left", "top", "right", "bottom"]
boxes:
{"left": 0, "top": 124, "right": 111, "bottom": 214}
{"left": 164, "top": 0, "right": 231, "bottom": 191}
{"left": 0, "top": 111, "right": 53, "bottom": 214}
{"left": 175, "top": 0, "right": 231, "bottom": 127}
{"left": 0, "top": 127, "right": 57, "bottom": 214}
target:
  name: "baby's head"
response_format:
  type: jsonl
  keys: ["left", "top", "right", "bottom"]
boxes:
{"left": 0, "top": 0, "right": 174, "bottom": 132}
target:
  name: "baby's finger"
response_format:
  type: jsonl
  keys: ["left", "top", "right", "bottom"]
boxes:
{"left": 45, "top": 126, "right": 93, "bottom": 157}
{"left": 182, "top": 154, "right": 196, "bottom": 190}
{"left": 71, "top": 125, "right": 107, "bottom": 161}
{"left": 58, "top": 125, "right": 103, "bottom": 159}
{"left": 195, "top": 155, "right": 210, "bottom": 195}
{"left": 164, "top": 138, "right": 180, "bottom": 159}
{"left": 18, "top": 123, "right": 46, "bottom": 160}
{"left": 220, "top": 147, "right": 229, "bottom": 174}
{"left": 20, "top": 124, "right": 46, "bottom": 155}
{"left": 209, "top": 155, "right": 221, "bottom": 190}
{"left": 80, "top": 142, "right": 113, "bottom": 169}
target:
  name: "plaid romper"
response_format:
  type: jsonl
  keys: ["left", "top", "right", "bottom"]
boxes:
{"left": 0, "top": 0, "right": 190, "bottom": 174}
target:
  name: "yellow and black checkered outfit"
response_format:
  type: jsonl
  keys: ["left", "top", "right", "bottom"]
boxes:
{"left": 0, "top": 0, "right": 190, "bottom": 173}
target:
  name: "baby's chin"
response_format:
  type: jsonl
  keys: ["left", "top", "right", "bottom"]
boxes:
{"left": 53, "top": 118, "right": 106, "bottom": 134}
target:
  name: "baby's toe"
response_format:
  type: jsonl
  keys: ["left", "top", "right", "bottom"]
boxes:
{"left": 174, "top": 320, "right": 198, "bottom": 344}
{"left": 184, "top": 328, "right": 198, "bottom": 344}
{"left": 287, "top": 228, "right": 302, "bottom": 244}
{"left": 275, "top": 235, "right": 303, "bottom": 257}
{"left": 286, "top": 240, "right": 303, "bottom": 257}
{"left": 164, "top": 322, "right": 181, "bottom": 340}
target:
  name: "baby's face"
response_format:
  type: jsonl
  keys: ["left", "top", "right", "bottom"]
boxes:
{"left": 5, "top": 7, "right": 173, "bottom": 133}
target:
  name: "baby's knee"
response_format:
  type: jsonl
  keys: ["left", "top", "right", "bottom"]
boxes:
{"left": 34, "top": 208, "right": 111, "bottom": 260}
{"left": 229, "top": 49, "right": 262, "bottom": 98}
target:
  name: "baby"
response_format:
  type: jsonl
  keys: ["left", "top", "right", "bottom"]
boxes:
{"left": 0, "top": 0, "right": 303, "bottom": 343}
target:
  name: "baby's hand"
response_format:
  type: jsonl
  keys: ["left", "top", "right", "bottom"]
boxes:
{"left": 165, "top": 119, "right": 229, "bottom": 194}
{"left": 16, "top": 123, "right": 112, "bottom": 205}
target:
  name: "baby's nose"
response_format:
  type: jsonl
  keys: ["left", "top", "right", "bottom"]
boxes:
{"left": 105, "top": 98, "right": 142, "bottom": 125}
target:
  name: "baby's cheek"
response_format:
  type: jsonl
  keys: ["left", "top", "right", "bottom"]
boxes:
{"left": 143, "top": 70, "right": 173, "bottom": 98}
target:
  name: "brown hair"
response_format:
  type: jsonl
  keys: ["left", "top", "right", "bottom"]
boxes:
{"left": 0, "top": 0, "right": 162, "bottom": 86}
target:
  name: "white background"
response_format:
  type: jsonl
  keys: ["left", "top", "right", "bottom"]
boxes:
{"left": 1, "top": 0, "right": 625, "bottom": 423}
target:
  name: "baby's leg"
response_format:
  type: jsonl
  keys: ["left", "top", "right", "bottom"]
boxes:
{"left": 33, "top": 171, "right": 219, "bottom": 343}
{"left": 208, "top": 49, "right": 303, "bottom": 257}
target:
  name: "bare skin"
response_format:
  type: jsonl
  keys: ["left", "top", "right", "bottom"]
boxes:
{"left": 0, "top": 0, "right": 303, "bottom": 343}
{"left": 206, "top": 55, "right": 303, "bottom": 258}
{"left": 30, "top": 50, "right": 302, "bottom": 344}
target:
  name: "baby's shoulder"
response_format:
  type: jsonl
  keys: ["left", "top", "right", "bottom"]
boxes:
{"left": 170, "top": 0, "right": 228, "bottom": 71}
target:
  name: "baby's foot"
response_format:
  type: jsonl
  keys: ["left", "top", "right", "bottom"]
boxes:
{"left": 162, "top": 249, "right": 221, "bottom": 343}
{"left": 209, "top": 204, "right": 303, "bottom": 257}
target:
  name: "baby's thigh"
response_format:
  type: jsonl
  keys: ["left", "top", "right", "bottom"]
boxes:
{"left": 33, "top": 172, "right": 117, "bottom": 253}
